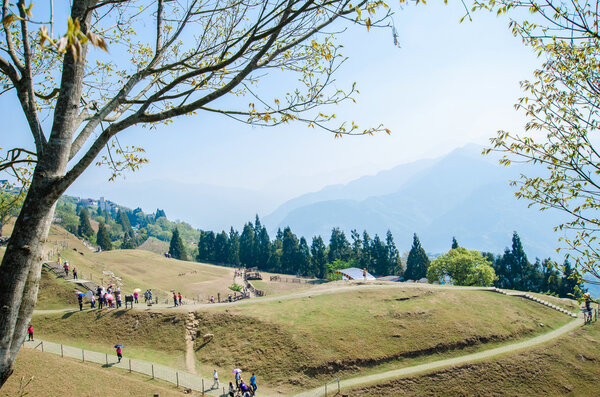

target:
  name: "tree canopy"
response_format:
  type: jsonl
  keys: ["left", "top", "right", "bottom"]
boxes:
{"left": 427, "top": 247, "right": 496, "bottom": 287}
{"left": 477, "top": 0, "right": 600, "bottom": 285}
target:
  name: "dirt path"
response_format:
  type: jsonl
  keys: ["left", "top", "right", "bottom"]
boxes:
{"left": 184, "top": 312, "right": 198, "bottom": 374}
{"left": 31, "top": 282, "right": 543, "bottom": 315}
{"left": 292, "top": 316, "right": 584, "bottom": 397}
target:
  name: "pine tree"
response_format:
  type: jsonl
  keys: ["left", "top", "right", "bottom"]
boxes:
{"left": 451, "top": 237, "right": 459, "bottom": 249}
{"left": 371, "top": 234, "right": 388, "bottom": 276}
{"left": 121, "top": 230, "right": 136, "bottom": 249}
{"left": 253, "top": 216, "right": 271, "bottom": 268}
{"left": 169, "top": 227, "right": 187, "bottom": 260}
{"left": 117, "top": 209, "right": 131, "bottom": 231}
{"left": 197, "top": 231, "right": 216, "bottom": 261}
{"left": 360, "top": 231, "right": 372, "bottom": 270}
{"left": 96, "top": 222, "right": 112, "bottom": 251}
{"left": 298, "top": 237, "right": 312, "bottom": 276}
{"left": 561, "top": 259, "right": 582, "bottom": 298}
{"left": 214, "top": 231, "right": 229, "bottom": 263}
{"left": 155, "top": 208, "right": 166, "bottom": 221}
{"left": 509, "top": 231, "right": 529, "bottom": 291}
{"left": 77, "top": 208, "right": 94, "bottom": 239}
{"left": 404, "top": 233, "right": 430, "bottom": 280}
{"left": 351, "top": 229, "right": 362, "bottom": 262}
{"left": 385, "top": 230, "right": 400, "bottom": 275}
{"left": 310, "top": 236, "right": 328, "bottom": 279}
{"left": 239, "top": 223, "right": 255, "bottom": 267}
{"left": 328, "top": 228, "right": 351, "bottom": 263}
{"left": 281, "top": 227, "right": 299, "bottom": 274}
{"left": 227, "top": 227, "right": 240, "bottom": 265}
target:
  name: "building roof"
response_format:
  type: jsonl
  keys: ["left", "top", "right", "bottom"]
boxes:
{"left": 335, "top": 267, "right": 376, "bottom": 280}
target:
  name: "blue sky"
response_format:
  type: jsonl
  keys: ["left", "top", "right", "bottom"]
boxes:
{"left": 2, "top": 1, "right": 539, "bottom": 211}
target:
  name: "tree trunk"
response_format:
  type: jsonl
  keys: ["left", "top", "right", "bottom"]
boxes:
{"left": 0, "top": 175, "right": 59, "bottom": 386}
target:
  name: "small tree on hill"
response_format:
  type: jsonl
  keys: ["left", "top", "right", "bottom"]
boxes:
{"left": 77, "top": 208, "right": 94, "bottom": 240}
{"left": 451, "top": 237, "right": 459, "bottom": 249}
{"left": 169, "top": 228, "right": 187, "bottom": 261}
{"left": 404, "top": 233, "right": 430, "bottom": 281}
{"left": 96, "top": 222, "right": 112, "bottom": 251}
{"left": 427, "top": 248, "right": 496, "bottom": 286}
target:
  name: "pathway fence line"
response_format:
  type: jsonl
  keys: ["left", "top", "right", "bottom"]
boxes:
{"left": 23, "top": 340, "right": 223, "bottom": 396}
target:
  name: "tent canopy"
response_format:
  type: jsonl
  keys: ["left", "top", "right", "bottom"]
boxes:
{"left": 335, "top": 267, "right": 376, "bottom": 280}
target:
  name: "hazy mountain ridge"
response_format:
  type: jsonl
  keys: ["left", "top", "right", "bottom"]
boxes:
{"left": 265, "top": 145, "right": 569, "bottom": 259}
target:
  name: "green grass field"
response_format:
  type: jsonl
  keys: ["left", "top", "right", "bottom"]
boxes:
{"left": 348, "top": 321, "right": 600, "bottom": 396}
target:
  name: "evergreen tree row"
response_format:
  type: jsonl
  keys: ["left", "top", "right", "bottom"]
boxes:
{"left": 195, "top": 216, "right": 402, "bottom": 278}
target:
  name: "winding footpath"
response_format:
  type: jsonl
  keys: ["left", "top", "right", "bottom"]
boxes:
{"left": 292, "top": 315, "right": 584, "bottom": 397}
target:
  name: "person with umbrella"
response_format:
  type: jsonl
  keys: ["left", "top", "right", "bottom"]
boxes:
{"left": 115, "top": 344, "right": 123, "bottom": 362}
{"left": 77, "top": 292, "right": 85, "bottom": 311}
{"left": 233, "top": 368, "right": 242, "bottom": 388}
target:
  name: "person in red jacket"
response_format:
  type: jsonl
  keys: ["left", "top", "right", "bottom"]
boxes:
{"left": 116, "top": 345, "right": 122, "bottom": 362}
{"left": 27, "top": 324, "right": 34, "bottom": 341}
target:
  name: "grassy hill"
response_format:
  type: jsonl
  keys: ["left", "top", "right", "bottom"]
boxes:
{"left": 0, "top": 347, "right": 184, "bottom": 397}
{"left": 31, "top": 282, "right": 575, "bottom": 395}
{"left": 34, "top": 310, "right": 187, "bottom": 368}
{"left": 348, "top": 322, "right": 600, "bottom": 396}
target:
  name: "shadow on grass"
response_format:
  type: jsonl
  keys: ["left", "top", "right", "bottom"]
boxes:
{"left": 61, "top": 311, "right": 78, "bottom": 319}
{"left": 194, "top": 340, "right": 211, "bottom": 351}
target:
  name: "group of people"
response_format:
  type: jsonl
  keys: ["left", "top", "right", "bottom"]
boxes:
{"left": 172, "top": 291, "right": 183, "bottom": 306}
{"left": 212, "top": 369, "right": 258, "bottom": 396}
{"left": 94, "top": 284, "right": 122, "bottom": 309}
{"left": 143, "top": 289, "right": 154, "bottom": 303}
{"left": 60, "top": 258, "right": 77, "bottom": 280}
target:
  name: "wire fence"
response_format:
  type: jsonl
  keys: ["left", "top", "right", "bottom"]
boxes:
{"left": 24, "top": 340, "right": 227, "bottom": 396}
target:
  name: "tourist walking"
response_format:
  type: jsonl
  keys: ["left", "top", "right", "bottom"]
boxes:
{"left": 115, "top": 345, "right": 123, "bottom": 363}
{"left": 228, "top": 382, "right": 235, "bottom": 397}
{"left": 78, "top": 294, "right": 83, "bottom": 311}
{"left": 133, "top": 291, "right": 139, "bottom": 303}
{"left": 63, "top": 261, "right": 69, "bottom": 277}
{"left": 250, "top": 373, "right": 257, "bottom": 392}
{"left": 173, "top": 292, "right": 178, "bottom": 307}
{"left": 178, "top": 292, "right": 182, "bottom": 305}
{"left": 27, "top": 324, "right": 33, "bottom": 341}
{"left": 72, "top": 267, "right": 78, "bottom": 280}
{"left": 212, "top": 369, "right": 219, "bottom": 389}
{"left": 90, "top": 295, "right": 96, "bottom": 309}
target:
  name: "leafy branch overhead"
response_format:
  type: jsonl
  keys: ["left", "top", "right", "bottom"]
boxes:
{"left": 476, "top": 0, "right": 600, "bottom": 284}
{"left": 1, "top": 0, "right": 397, "bottom": 182}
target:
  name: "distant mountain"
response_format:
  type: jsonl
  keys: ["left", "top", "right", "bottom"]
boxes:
{"left": 264, "top": 145, "right": 569, "bottom": 258}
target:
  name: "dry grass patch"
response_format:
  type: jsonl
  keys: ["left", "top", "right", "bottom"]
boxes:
{"left": 33, "top": 310, "right": 187, "bottom": 368}
{"left": 250, "top": 273, "right": 323, "bottom": 296}
{"left": 349, "top": 322, "right": 600, "bottom": 396}
{"left": 0, "top": 347, "right": 185, "bottom": 397}
{"left": 36, "top": 268, "right": 83, "bottom": 310}
{"left": 137, "top": 236, "right": 170, "bottom": 255}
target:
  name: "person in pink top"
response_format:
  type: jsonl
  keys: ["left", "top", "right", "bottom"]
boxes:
{"left": 115, "top": 345, "right": 122, "bottom": 362}
{"left": 133, "top": 291, "right": 139, "bottom": 303}
{"left": 27, "top": 324, "right": 34, "bottom": 341}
